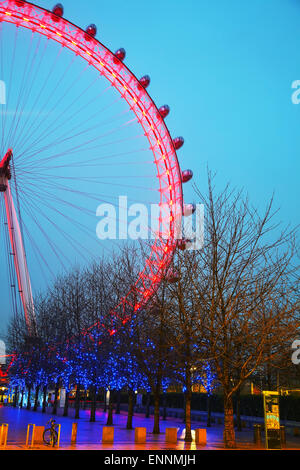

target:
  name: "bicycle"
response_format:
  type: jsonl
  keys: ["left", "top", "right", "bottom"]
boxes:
{"left": 43, "top": 418, "right": 59, "bottom": 447}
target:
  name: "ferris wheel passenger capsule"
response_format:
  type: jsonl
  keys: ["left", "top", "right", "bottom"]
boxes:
{"left": 177, "top": 238, "right": 193, "bottom": 250}
{"left": 114, "top": 48, "right": 126, "bottom": 62}
{"left": 85, "top": 24, "right": 97, "bottom": 40}
{"left": 139, "top": 75, "right": 151, "bottom": 88}
{"left": 52, "top": 4, "right": 64, "bottom": 18}
{"left": 181, "top": 169, "right": 193, "bottom": 183}
{"left": 158, "top": 105, "right": 170, "bottom": 119}
{"left": 183, "top": 203, "right": 196, "bottom": 216}
{"left": 173, "top": 136, "right": 184, "bottom": 150}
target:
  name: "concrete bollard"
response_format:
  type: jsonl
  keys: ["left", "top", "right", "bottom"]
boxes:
{"left": 56, "top": 424, "right": 61, "bottom": 448}
{"left": 102, "top": 426, "right": 114, "bottom": 443}
{"left": 26, "top": 424, "right": 35, "bottom": 448}
{"left": 165, "top": 427, "right": 178, "bottom": 443}
{"left": 0, "top": 424, "right": 8, "bottom": 448}
{"left": 71, "top": 422, "right": 78, "bottom": 445}
{"left": 135, "top": 427, "right": 146, "bottom": 443}
{"left": 33, "top": 426, "right": 45, "bottom": 445}
{"left": 26, "top": 424, "right": 45, "bottom": 447}
{"left": 195, "top": 428, "right": 206, "bottom": 445}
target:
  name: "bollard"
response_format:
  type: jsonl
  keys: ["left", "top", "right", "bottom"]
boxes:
{"left": 253, "top": 424, "right": 262, "bottom": 445}
{"left": 135, "top": 427, "right": 146, "bottom": 444}
{"left": 56, "top": 424, "right": 61, "bottom": 448}
{"left": 280, "top": 426, "right": 286, "bottom": 446}
{"left": 195, "top": 428, "right": 206, "bottom": 445}
{"left": 71, "top": 422, "right": 78, "bottom": 445}
{"left": 293, "top": 427, "right": 300, "bottom": 437}
{"left": 26, "top": 424, "right": 35, "bottom": 448}
{"left": 102, "top": 426, "right": 114, "bottom": 443}
{"left": 0, "top": 424, "right": 8, "bottom": 448}
{"left": 33, "top": 426, "right": 45, "bottom": 445}
{"left": 165, "top": 428, "right": 178, "bottom": 443}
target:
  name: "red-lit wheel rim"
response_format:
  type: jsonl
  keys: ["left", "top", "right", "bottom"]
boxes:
{"left": 0, "top": 0, "right": 183, "bottom": 323}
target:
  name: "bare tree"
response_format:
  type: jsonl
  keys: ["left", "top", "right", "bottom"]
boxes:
{"left": 189, "top": 172, "right": 299, "bottom": 447}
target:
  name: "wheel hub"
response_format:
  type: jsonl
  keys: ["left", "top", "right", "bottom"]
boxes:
{"left": 0, "top": 149, "right": 12, "bottom": 192}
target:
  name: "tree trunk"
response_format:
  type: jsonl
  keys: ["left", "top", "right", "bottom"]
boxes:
{"left": 126, "top": 390, "right": 134, "bottom": 429}
{"left": 162, "top": 393, "right": 167, "bottom": 420}
{"left": 26, "top": 385, "right": 31, "bottom": 410}
{"left": 63, "top": 390, "right": 69, "bottom": 417}
{"left": 52, "top": 381, "right": 59, "bottom": 415}
{"left": 115, "top": 390, "right": 121, "bottom": 414}
{"left": 75, "top": 383, "right": 81, "bottom": 419}
{"left": 207, "top": 394, "right": 212, "bottom": 427}
{"left": 13, "top": 387, "right": 18, "bottom": 408}
{"left": 90, "top": 386, "right": 96, "bottom": 422}
{"left": 223, "top": 393, "right": 236, "bottom": 448}
{"left": 182, "top": 392, "right": 186, "bottom": 423}
{"left": 106, "top": 390, "right": 114, "bottom": 425}
{"left": 20, "top": 389, "right": 24, "bottom": 408}
{"left": 103, "top": 389, "right": 107, "bottom": 412}
{"left": 185, "top": 389, "right": 192, "bottom": 442}
{"left": 235, "top": 389, "right": 242, "bottom": 431}
{"left": 152, "top": 387, "right": 160, "bottom": 434}
{"left": 42, "top": 386, "right": 47, "bottom": 413}
{"left": 33, "top": 385, "right": 40, "bottom": 411}
{"left": 83, "top": 389, "right": 88, "bottom": 410}
{"left": 145, "top": 391, "right": 150, "bottom": 418}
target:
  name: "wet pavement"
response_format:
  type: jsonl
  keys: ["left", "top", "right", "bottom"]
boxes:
{"left": 0, "top": 404, "right": 299, "bottom": 450}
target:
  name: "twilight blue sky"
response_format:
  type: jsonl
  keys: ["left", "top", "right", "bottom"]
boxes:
{"left": 31, "top": 0, "right": 300, "bottom": 222}
{"left": 1, "top": 0, "right": 300, "bottom": 336}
